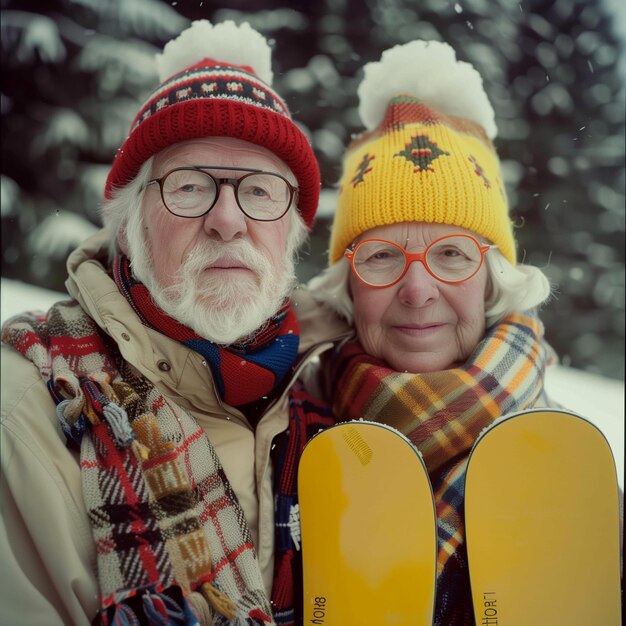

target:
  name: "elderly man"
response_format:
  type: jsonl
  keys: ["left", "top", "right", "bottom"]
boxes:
{"left": 1, "top": 20, "right": 346, "bottom": 626}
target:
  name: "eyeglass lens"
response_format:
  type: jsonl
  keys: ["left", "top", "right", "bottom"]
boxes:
{"left": 352, "top": 236, "right": 484, "bottom": 285}
{"left": 161, "top": 169, "right": 291, "bottom": 220}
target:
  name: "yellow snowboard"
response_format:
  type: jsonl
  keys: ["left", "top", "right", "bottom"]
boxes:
{"left": 465, "top": 409, "right": 621, "bottom": 625}
{"left": 298, "top": 421, "right": 437, "bottom": 626}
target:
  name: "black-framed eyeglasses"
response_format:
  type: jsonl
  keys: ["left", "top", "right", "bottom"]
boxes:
{"left": 144, "top": 166, "right": 297, "bottom": 221}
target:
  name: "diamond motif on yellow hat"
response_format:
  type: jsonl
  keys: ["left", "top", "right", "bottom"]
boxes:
{"left": 394, "top": 135, "right": 449, "bottom": 172}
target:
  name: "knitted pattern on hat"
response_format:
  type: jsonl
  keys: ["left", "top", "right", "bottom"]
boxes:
{"left": 329, "top": 40, "right": 516, "bottom": 264}
{"left": 105, "top": 20, "right": 320, "bottom": 228}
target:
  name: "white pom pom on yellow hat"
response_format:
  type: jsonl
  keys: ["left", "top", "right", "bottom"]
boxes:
{"left": 329, "top": 40, "right": 516, "bottom": 265}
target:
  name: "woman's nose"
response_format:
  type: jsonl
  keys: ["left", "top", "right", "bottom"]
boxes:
{"left": 202, "top": 183, "right": 248, "bottom": 240}
{"left": 396, "top": 260, "right": 440, "bottom": 307}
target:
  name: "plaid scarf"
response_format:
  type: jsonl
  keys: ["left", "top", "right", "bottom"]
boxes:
{"left": 328, "top": 312, "right": 551, "bottom": 626}
{"left": 2, "top": 262, "right": 336, "bottom": 625}
{"left": 113, "top": 256, "right": 299, "bottom": 408}
{"left": 2, "top": 301, "right": 277, "bottom": 625}
{"left": 112, "top": 253, "right": 335, "bottom": 624}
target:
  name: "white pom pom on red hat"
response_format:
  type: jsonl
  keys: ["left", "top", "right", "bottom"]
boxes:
{"left": 155, "top": 19, "right": 274, "bottom": 85}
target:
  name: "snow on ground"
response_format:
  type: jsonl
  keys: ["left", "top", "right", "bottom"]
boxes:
{"left": 2, "top": 277, "right": 624, "bottom": 487}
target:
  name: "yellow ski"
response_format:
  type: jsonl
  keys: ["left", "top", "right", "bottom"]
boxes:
{"left": 298, "top": 421, "right": 437, "bottom": 625}
{"left": 465, "top": 409, "right": 621, "bottom": 625}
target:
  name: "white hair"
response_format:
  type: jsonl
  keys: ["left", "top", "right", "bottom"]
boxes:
{"left": 100, "top": 160, "right": 155, "bottom": 262}
{"left": 307, "top": 250, "right": 553, "bottom": 328}
{"left": 482, "top": 249, "right": 553, "bottom": 326}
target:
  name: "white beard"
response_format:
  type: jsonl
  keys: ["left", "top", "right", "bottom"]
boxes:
{"left": 127, "top": 230, "right": 296, "bottom": 345}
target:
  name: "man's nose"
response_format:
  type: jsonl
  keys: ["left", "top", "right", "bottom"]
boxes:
{"left": 396, "top": 260, "right": 440, "bottom": 307}
{"left": 202, "top": 183, "right": 247, "bottom": 240}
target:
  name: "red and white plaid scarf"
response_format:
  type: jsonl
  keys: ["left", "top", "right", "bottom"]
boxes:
{"left": 2, "top": 262, "right": 338, "bottom": 626}
{"left": 2, "top": 301, "right": 275, "bottom": 625}
{"left": 109, "top": 254, "right": 336, "bottom": 624}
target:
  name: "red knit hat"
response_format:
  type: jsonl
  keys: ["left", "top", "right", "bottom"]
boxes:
{"left": 104, "top": 20, "right": 320, "bottom": 228}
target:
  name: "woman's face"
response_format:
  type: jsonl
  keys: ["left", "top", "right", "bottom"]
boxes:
{"left": 349, "top": 222, "right": 489, "bottom": 373}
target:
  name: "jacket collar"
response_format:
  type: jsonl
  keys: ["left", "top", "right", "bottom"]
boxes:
{"left": 63, "top": 230, "right": 351, "bottom": 420}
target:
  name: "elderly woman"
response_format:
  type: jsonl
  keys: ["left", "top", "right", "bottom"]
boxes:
{"left": 305, "top": 40, "right": 555, "bottom": 624}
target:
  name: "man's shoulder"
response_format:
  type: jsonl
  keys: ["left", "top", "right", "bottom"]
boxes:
{"left": 1, "top": 344, "right": 55, "bottom": 425}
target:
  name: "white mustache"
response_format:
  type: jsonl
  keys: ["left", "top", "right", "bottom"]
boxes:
{"left": 180, "top": 240, "right": 269, "bottom": 280}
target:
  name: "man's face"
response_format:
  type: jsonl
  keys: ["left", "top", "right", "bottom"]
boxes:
{"left": 128, "top": 137, "right": 300, "bottom": 344}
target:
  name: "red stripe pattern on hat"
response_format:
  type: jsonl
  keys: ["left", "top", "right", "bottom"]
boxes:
{"left": 132, "top": 62, "right": 291, "bottom": 132}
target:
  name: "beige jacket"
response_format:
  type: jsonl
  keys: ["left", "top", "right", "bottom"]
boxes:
{"left": 0, "top": 230, "right": 349, "bottom": 626}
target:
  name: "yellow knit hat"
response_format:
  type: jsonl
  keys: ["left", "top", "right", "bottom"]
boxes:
{"left": 329, "top": 41, "right": 516, "bottom": 265}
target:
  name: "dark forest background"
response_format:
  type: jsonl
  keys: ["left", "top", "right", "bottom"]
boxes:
{"left": 1, "top": 0, "right": 624, "bottom": 379}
